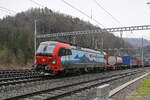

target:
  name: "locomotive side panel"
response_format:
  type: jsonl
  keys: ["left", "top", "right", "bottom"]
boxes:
{"left": 61, "top": 49, "right": 105, "bottom": 69}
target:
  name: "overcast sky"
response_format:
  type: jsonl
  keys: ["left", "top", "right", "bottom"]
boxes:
{"left": 0, "top": 0, "right": 150, "bottom": 40}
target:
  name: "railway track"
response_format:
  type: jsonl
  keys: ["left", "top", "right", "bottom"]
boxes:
{"left": 0, "top": 70, "right": 34, "bottom": 74}
{"left": 0, "top": 74, "right": 50, "bottom": 87}
{"left": 0, "top": 70, "right": 39, "bottom": 78}
{"left": 1, "top": 68, "right": 146, "bottom": 100}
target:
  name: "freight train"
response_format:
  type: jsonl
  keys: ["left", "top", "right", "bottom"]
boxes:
{"left": 32, "top": 41, "right": 149, "bottom": 75}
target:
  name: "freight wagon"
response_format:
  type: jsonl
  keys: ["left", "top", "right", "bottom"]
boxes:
{"left": 122, "top": 56, "right": 141, "bottom": 67}
{"left": 105, "top": 55, "right": 122, "bottom": 69}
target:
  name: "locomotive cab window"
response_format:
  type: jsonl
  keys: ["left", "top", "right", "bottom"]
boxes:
{"left": 58, "top": 48, "right": 72, "bottom": 56}
{"left": 66, "top": 49, "right": 72, "bottom": 55}
{"left": 37, "top": 44, "right": 55, "bottom": 56}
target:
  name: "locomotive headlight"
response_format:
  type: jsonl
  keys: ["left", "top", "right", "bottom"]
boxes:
{"left": 32, "top": 65, "right": 36, "bottom": 69}
{"left": 52, "top": 59, "right": 57, "bottom": 64}
{"left": 45, "top": 66, "right": 51, "bottom": 70}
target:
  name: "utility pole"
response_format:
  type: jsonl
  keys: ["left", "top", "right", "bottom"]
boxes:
{"left": 141, "top": 37, "right": 144, "bottom": 67}
{"left": 92, "top": 35, "right": 95, "bottom": 49}
{"left": 34, "top": 20, "right": 37, "bottom": 64}
{"left": 72, "top": 36, "right": 76, "bottom": 45}
{"left": 95, "top": 39, "right": 98, "bottom": 49}
{"left": 101, "top": 37, "right": 103, "bottom": 52}
{"left": 119, "top": 31, "right": 123, "bottom": 56}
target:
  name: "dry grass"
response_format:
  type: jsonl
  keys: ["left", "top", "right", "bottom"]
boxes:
{"left": 0, "top": 63, "right": 32, "bottom": 70}
{"left": 126, "top": 76, "right": 150, "bottom": 100}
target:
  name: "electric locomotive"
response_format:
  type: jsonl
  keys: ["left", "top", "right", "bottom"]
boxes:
{"left": 32, "top": 41, "right": 106, "bottom": 74}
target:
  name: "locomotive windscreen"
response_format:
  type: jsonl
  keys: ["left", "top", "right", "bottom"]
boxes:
{"left": 37, "top": 44, "right": 55, "bottom": 56}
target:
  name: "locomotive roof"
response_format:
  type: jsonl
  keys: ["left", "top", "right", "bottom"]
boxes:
{"left": 40, "top": 41, "right": 106, "bottom": 54}
{"left": 71, "top": 46, "right": 105, "bottom": 54}
{"left": 40, "top": 41, "right": 58, "bottom": 45}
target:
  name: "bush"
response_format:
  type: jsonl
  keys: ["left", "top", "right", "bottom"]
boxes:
{"left": 0, "top": 47, "right": 12, "bottom": 65}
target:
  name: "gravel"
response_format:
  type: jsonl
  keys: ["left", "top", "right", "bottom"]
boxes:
{"left": 65, "top": 68, "right": 150, "bottom": 100}
{"left": 110, "top": 68, "right": 150, "bottom": 100}
{"left": 0, "top": 68, "right": 149, "bottom": 100}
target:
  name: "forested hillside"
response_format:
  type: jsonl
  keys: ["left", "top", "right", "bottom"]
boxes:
{"left": 0, "top": 7, "right": 132, "bottom": 65}
{"left": 124, "top": 38, "right": 150, "bottom": 47}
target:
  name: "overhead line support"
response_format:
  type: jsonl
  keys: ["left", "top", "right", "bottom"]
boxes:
{"left": 37, "top": 25, "right": 150, "bottom": 38}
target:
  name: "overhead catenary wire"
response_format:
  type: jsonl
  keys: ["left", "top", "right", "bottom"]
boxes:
{"left": 0, "top": 8, "right": 11, "bottom": 15}
{"left": 0, "top": 6, "right": 16, "bottom": 14}
{"left": 92, "top": 0, "right": 124, "bottom": 51}
{"left": 29, "top": 0, "right": 45, "bottom": 8}
{"left": 61, "top": 0, "right": 106, "bottom": 28}
{"left": 29, "top": 0, "right": 105, "bottom": 27}
{"left": 93, "top": 0, "right": 123, "bottom": 26}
